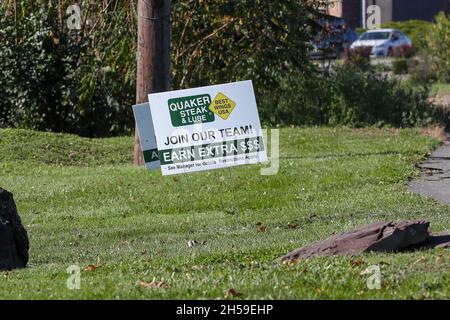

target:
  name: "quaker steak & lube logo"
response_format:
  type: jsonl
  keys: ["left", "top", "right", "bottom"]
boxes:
{"left": 168, "top": 93, "right": 236, "bottom": 127}
{"left": 168, "top": 94, "right": 214, "bottom": 127}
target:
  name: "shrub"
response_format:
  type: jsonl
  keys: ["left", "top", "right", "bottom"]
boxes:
{"left": 0, "top": 9, "right": 71, "bottom": 132}
{"left": 393, "top": 59, "right": 409, "bottom": 75}
{"left": 0, "top": 0, "right": 321, "bottom": 136}
{"left": 0, "top": 2, "right": 136, "bottom": 137}
{"left": 408, "top": 54, "right": 439, "bottom": 83}
{"left": 266, "top": 65, "right": 447, "bottom": 128}
{"left": 328, "top": 65, "right": 447, "bottom": 127}
{"left": 0, "top": 2, "right": 446, "bottom": 134}
{"left": 407, "top": 13, "right": 450, "bottom": 84}
{"left": 425, "top": 12, "right": 450, "bottom": 82}
{"left": 344, "top": 47, "right": 371, "bottom": 71}
{"left": 262, "top": 73, "right": 333, "bottom": 127}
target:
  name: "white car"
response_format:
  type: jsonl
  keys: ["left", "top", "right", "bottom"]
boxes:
{"left": 350, "top": 28, "right": 412, "bottom": 57}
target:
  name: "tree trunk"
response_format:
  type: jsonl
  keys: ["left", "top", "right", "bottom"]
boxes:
{"left": 134, "top": 0, "right": 171, "bottom": 166}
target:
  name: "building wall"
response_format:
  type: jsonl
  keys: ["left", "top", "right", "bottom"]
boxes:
{"left": 326, "top": 0, "right": 450, "bottom": 28}
{"left": 341, "top": 0, "right": 362, "bottom": 27}
{"left": 392, "top": 0, "right": 450, "bottom": 22}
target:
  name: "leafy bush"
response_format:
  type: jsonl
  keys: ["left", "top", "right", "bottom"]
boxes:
{"left": 0, "top": 2, "right": 446, "bottom": 135}
{"left": 264, "top": 73, "right": 333, "bottom": 126}
{"left": 328, "top": 66, "right": 445, "bottom": 127}
{"left": 0, "top": 1, "right": 137, "bottom": 136}
{"left": 393, "top": 59, "right": 409, "bottom": 75}
{"left": 266, "top": 65, "right": 447, "bottom": 128}
{"left": 0, "top": 8, "right": 71, "bottom": 131}
{"left": 407, "top": 13, "right": 450, "bottom": 84}
{"left": 1, "top": 0, "right": 321, "bottom": 136}
{"left": 171, "top": 0, "right": 322, "bottom": 120}
{"left": 344, "top": 47, "right": 371, "bottom": 71}
{"left": 425, "top": 12, "right": 450, "bottom": 82}
{"left": 408, "top": 54, "right": 438, "bottom": 83}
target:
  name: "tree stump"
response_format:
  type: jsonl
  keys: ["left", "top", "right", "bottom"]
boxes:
{"left": 0, "top": 188, "right": 29, "bottom": 270}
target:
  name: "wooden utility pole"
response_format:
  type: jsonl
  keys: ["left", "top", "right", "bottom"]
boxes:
{"left": 134, "top": 0, "right": 171, "bottom": 165}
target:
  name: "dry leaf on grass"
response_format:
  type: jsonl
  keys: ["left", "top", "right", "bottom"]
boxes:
{"left": 139, "top": 278, "right": 170, "bottom": 289}
{"left": 257, "top": 225, "right": 268, "bottom": 233}
{"left": 287, "top": 223, "right": 299, "bottom": 229}
{"left": 412, "top": 256, "right": 427, "bottom": 265}
{"left": 191, "top": 265, "right": 204, "bottom": 271}
{"left": 435, "top": 254, "right": 444, "bottom": 262}
{"left": 350, "top": 259, "right": 365, "bottom": 268}
{"left": 360, "top": 268, "right": 370, "bottom": 276}
{"left": 84, "top": 265, "right": 100, "bottom": 271}
{"left": 224, "top": 288, "right": 242, "bottom": 299}
{"left": 282, "top": 258, "right": 298, "bottom": 268}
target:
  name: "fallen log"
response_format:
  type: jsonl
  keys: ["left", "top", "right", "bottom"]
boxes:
{"left": 278, "top": 220, "right": 431, "bottom": 262}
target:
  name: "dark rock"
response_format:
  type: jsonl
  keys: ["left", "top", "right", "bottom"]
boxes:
{"left": 278, "top": 220, "right": 430, "bottom": 262}
{"left": 0, "top": 188, "right": 29, "bottom": 270}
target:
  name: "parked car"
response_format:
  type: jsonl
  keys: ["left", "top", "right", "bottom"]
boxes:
{"left": 350, "top": 28, "right": 412, "bottom": 57}
{"left": 310, "top": 18, "right": 359, "bottom": 60}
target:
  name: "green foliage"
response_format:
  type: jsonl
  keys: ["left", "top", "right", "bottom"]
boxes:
{"left": 328, "top": 66, "right": 443, "bottom": 127}
{"left": 173, "top": 1, "right": 311, "bottom": 87}
{"left": 399, "top": 13, "right": 450, "bottom": 84}
{"left": 267, "top": 73, "right": 333, "bottom": 126}
{"left": 1, "top": 0, "right": 322, "bottom": 136}
{"left": 0, "top": 1, "right": 136, "bottom": 136}
{"left": 343, "top": 47, "right": 371, "bottom": 71}
{"left": 408, "top": 54, "right": 438, "bottom": 83}
{"left": 171, "top": 0, "right": 321, "bottom": 123}
{"left": 0, "top": 2, "right": 445, "bottom": 135}
{"left": 268, "top": 65, "right": 447, "bottom": 127}
{"left": 0, "top": 8, "right": 69, "bottom": 130}
{"left": 425, "top": 12, "right": 450, "bottom": 82}
{"left": 431, "top": 82, "right": 450, "bottom": 96}
{"left": 392, "top": 58, "right": 409, "bottom": 75}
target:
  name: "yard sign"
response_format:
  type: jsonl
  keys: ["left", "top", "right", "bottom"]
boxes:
{"left": 148, "top": 80, "right": 267, "bottom": 175}
{"left": 132, "top": 103, "right": 160, "bottom": 171}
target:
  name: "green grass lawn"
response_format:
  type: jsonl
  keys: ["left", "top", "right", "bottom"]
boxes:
{"left": 431, "top": 83, "right": 450, "bottom": 96}
{"left": 0, "top": 127, "right": 449, "bottom": 299}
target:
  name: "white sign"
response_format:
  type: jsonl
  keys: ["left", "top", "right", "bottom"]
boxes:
{"left": 132, "top": 103, "right": 160, "bottom": 171}
{"left": 148, "top": 80, "right": 267, "bottom": 175}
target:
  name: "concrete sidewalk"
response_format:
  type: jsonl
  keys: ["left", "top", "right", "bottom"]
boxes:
{"left": 409, "top": 141, "right": 450, "bottom": 204}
